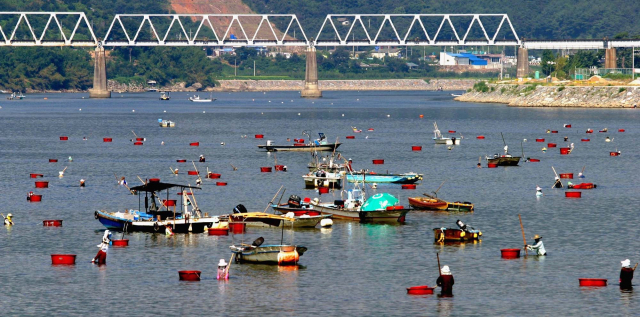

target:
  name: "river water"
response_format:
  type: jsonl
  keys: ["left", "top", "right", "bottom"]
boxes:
{"left": 0, "top": 91, "right": 639, "bottom": 316}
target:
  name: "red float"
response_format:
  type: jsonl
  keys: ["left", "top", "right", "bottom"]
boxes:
{"left": 187, "top": 171, "right": 199, "bottom": 175}
{"left": 208, "top": 228, "right": 229, "bottom": 235}
{"left": 208, "top": 173, "right": 221, "bottom": 179}
{"left": 178, "top": 270, "right": 201, "bottom": 281}
{"left": 610, "top": 152, "right": 621, "bottom": 156}
{"left": 579, "top": 278, "right": 607, "bottom": 287}
{"left": 528, "top": 158, "right": 540, "bottom": 162}
{"left": 133, "top": 141, "right": 143, "bottom": 146}
{"left": 412, "top": 146, "right": 422, "bottom": 151}
{"left": 535, "top": 138, "right": 545, "bottom": 142}
{"left": 560, "top": 147, "right": 571, "bottom": 155}
{"left": 487, "top": 163, "right": 498, "bottom": 168}
{"left": 111, "top": 239, "right": 129, "bottom": 247}
{"left": 189, "top": 142, "right": 199, "bottom": 146}
{"left": 294, "top": 143, "right": 305, "bottom": 146}
{"left": 565, "top": 124, "right": 572, "bottom": 128}
{"left": 407, "top": 285, "right": 435, "bottom": 295}
{"left": 29, "top": 195, "right": 42, "bottom": 202}
{"left": 448, "top": 130, "right": 456, "bottom": 133}
{"left": 368, "top": 128, "right": 374, "bottom": 131}
{"left": 476, "top": 136, "right": 485, "bottom": 139}
{"left": 176, "top": 159, "right": 187, "bottom": 163}
{"left": 501, "top": 249, "right": 521, "bottom": 259}
{"left": 43, "top": 220, "right": 63, "bottom": 227}
{"left": 51, "top": 254, "right": 76, "bottom": 265}
{"left": 149, "top": 178, "right": 160, "bottom": 183}
{"left": 551, "top": 130, "right": 558, "bottom": 133}
{"left": 60, "top": 136, "right": 69, "bottom": 141}
{"left": 346, "top": 136, "right": 355, "bottom": 139}
{"left": 372, "top": 159, "right": 384, "bottom": 164}
{"left": 559, "top": 173, "right": 573, "bottom": 179}
{"left": 216, "top": 182, "right": 227, "bottom": 186}
{"left": 618, "top": 129, "right": 625, "bottom": 132}
{"left": 229, "top": 222, "right": 246, "bottom": 233}
{"left": 49, "top": 159, "right": 58, "bottom": 163}
{"left": 103, "top": 138, "right": 112, "bottom": 142}
{"left": 565, "top": 191, "right": 582, "bottom": 198}
{"left": 581, "top": 139, "right": 590, "bottom": 142}
{"left": 255, "top": 134, "right": 264, "bottom": 139}
{"left": 401, "top": 184, "right": 417, "bottom": 189}
{"left": 163, "top": 199, "right": 177, "bottom": 207}
{"left": 318, "top": 187, "right": 330, "bottom": 194}
{"left": 548, "top": 143, "right": 557, "bottom": 148}
{"left": 274, "top": 165, "right": 286, "bottom": 171}
{"left": 35, "top": 181, "right": 49, "bottom": 188}
{"left": 30, "top": 173, "right": 44, "bottom": 178}
{"left": 260, "top": 167, "right": 272, "bottom": 172}
{"left": 135, "top": 137, "right": 144, "bottom": 141}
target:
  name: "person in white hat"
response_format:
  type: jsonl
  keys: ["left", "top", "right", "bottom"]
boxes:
{"left": 436, "top": 265, "right": 454, "bottom": 296}
{"left": 80, "top": 179, "right": 85, "bottom": 187}
{"left": 536, "top": 186, "right": 543, "bottom": 196}
{"left": 526, "top": 235, "right": 546, "bottom": 256}
{"left": 620, "top": 259, "right": 637, "bottom": 289}
{"left": 3, "top": 213, "right": 14, "bottom": 226}
{"left": 199, "top": 155, "right": 206, "bottom": 163}
{"left": 217, "top": 259, "right": 229, "bottom": 280}
{"left": 92, "top": 230, "right": 111, "bottom": 264}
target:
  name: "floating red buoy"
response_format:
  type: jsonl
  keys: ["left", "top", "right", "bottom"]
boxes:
{"left": 581, "top": 139, "right": 590, "bottom": 142}
{"left": 189, "top": 142, "right": 199, "bottom": 147}
{"left": 29, "top": 194, "right": 42, "bottom": 202}
{"left": 559, "top": 173, "right": 573, "bottom": 179}
{"left": 565, "top": 191, "right": 582, "bottom": 198}
{"left": 176, "top": 159, "right": 187, "bottom": 163}
{"left": 536, "top": 138, "right": 545, "bottom": 142}
{"left": 487, "top": 163, "right": 498, "bottom": 168}
{"left": 43, "top": 220, "right": 62, "bottom": 227}
{"left": 579, "top": 278, "right": 607, "bottom": 287}
{"left": 216, "top": 182, "right": 227, "bottom": 186}
{"left": 49, "top": 159, "right": 58, "bottom": 163}
{"left": 111, "top": 239, "right": 129, "bottom": 247}
{"left": 401, "top": 184, "right": 417, "bottom": 189}
{"left": 501, "top": 249, "right": 521, "bottom": 258}
{"left": 59, "top": 136, "right": 69, "bottom": 141}
{"left": 208, "top": 227, "right": 229, "bottom": 235}
{"left": 610, "top": 152, "right": 621, "bottom": 156}
{"left": 30, "top": 173, "right": 44, "bottom": 178}
{"left": 529, "top": 158, "right": 540, "bottom": 162}
{"left": 368, "top": 128, "right": 374, "bottom": 131}
{"left": 476, "top": 136, "right": 485, "bottom": 139}
{"left": 187, "top": 171, "right": 199, "bottom": 175}
{"left": 565, "top": 124, "right": 572, "bottom": 128}
{"left": 346, "top": 136, "right": 355, "bottom": 139}
{"left": 318, "top": 187, "right": 330, "bottom": 194}
{"left": 103, "top": 138, "right": 112, "bottom": 142}
{"left": 412, "top": 146, "right": 422, "bottom": 151}
{"left": 35, "top": 181, "right": 49, "bottom": 188}
{"left": 618, "top": 129, "right": 625, "bottom": 132}
{"left": 51, "top": 254, "right": 76, "bottom": 265}
{"left": 149, "top": 178, "right": 160, "bottom": 183}
{"left": 133, "top": 141, "right": 143, "bottom": 146}
{"left": 560, "top": 147, "right": 571, "bottom": 155}
{"left": 260, "top": 167, "right": 272, "bottom": 172}
{"left": 229, "top": 222, "right": 246, "bottom": 233}
{"left": 274, "top": 165, "right": 286, "bottom": 171}
{"left": 407, "top": 285, "right": 435, "bottom": 295}
{"left": 551, "top": 130, "right": 558, "bottom": 133}
{"left": 178, "top": 270, "right": 201, "bottom": 281}
{"left": 208, "top": 173, "right": 221, "bottom": 179}
{"left": 372, "top": 159, "right": 384, "bottom": 164}
{"left": 136, "top": 137, "right": 144, "bottom": 141}
{"left": 548, "top": 143, "right": 557, "bottom": 148}
{"left": 448, "top": 130, "right": 456, "bottom": 133}
{"left": 163, "top": 199, "right": 177, "bottom": 207}
{"left": 255, "top": 134, "right": 264, "bottom": 139}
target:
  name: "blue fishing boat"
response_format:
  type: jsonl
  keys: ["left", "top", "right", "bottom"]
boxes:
{"left": 346, "top": 172, "right": 423, "bottom": 184}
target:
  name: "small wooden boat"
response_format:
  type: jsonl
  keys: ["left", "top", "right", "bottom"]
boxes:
{"left": 227, "top": 204, "right": 325, "bottom": 228}
{"left": 432, "top": 122, "right": 460, "bottom": 145}
{"left": 567, "top": 183, "right": 596, "bottom": 189}
{"left": 230, "top": 244, "right": 307, "bottom": 265}
{"left": 346, "top": 172, "right": 423, "bottom": 184}
{"left": 408, "top": 197, "right": 474, "bottom": 212}
{"left": 433, "top": 220, "right": 482, "bottom": 242}
{"left": 259, "top": 133, "right": 340, "bottom": 152}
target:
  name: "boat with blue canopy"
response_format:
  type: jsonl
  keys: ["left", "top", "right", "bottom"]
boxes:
{"left": 346, "top": 172, "right": 422, "bottom": 184}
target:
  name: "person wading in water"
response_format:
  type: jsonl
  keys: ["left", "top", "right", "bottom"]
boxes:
{"left": 620, "top": 259, "right": 637, "bottom": 290}
{"left": 436, "top": 265, "right": 454, "bottom": 297}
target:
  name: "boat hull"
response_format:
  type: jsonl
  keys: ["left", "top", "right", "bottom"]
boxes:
{"left": 433, "top": 138, "right": 461, "bottom": 145}
{"left": 346, "top": 173, "right": 422, "bottom": 184}
{"left": 258, "top": 143, "right": 341, "bottom": 152}
{"left": 487, "top": 156, "right": 521, "bottom": 166}
{"left": 433, "top": 228, "right": 482, "bottom": 242}
{"left": 408, "top": 197, "right": 474, "bottom": 212}
{"left": 95, "top": 211, "right": 212, "bottom": 233}
{"left": 231, "top": 245, "right": 307, "bottom": 265}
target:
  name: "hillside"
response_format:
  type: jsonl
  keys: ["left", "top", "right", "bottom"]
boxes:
{"left": 243, "top": 0, "right": 640, "bottom": 40}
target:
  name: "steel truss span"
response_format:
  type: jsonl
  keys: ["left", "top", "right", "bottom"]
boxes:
{"left": 0, "top": 12, "right": 639, "bottom": 49}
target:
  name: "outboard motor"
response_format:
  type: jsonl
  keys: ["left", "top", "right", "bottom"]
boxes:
{"left": 456, "top": 219, "right": 468, "bottom": 230}
{"left": 233, "top": 204, "right": 248, "bottom": 214}
{"left": 288, "top": 195, "right": 301, "bottom": 208}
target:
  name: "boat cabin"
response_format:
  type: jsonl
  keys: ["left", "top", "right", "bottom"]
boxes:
{"left": 129, "top": 181, "right": 201, "bottom": 221}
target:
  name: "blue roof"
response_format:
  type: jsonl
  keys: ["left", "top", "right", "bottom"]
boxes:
{"left": 446, "top": 52, "right": 488, "bottom": 65}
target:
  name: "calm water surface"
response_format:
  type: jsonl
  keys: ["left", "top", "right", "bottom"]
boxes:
{"left": 1, "top": 91, "right": 639, "bottom": 316}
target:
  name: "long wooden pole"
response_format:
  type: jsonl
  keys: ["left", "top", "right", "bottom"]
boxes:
{"left": 263, "top": 185, "right": 284, "bottom": 213}
{"left": 226, "top": 253, "right": 235, "bottom": 279}
{"left": 519, "top": 214, "right": 528, "bottom": 257}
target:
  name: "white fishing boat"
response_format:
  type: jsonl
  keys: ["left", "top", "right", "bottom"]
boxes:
{"left": 302, "top": 170, "right": 344, "bottom": 189}
{"left": 189, "top": 92, "right": 215, "bottom": 103}
{"left": 230, "top": 241, "right": 307, "bottom": 265}
{"left": 159, "top": 91, "right": 170, "bottom": 100}
{"left": 433, "top": 122, "right": 460, "bottom": 145}
{"left": 158, "top": 119, "right": 175, "bottom": 127}
{"left": 7, "top": 92, "right": 25, "bottom": 100}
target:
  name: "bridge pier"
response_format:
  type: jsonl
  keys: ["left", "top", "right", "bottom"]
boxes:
{"left": 301, "top": 46, "right": 322, "bottom": 98}
{"left": 89, "top": 45, "right": 111, "bottom": 98}
{"left": 605, "top": 48, "right": 617, "bottom": 68}
{"left": 516, "top": 47, "right": 529, "bottom": 79}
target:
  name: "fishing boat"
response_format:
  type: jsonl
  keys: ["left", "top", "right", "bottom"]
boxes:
{"left": 302, "top": 170, "right": 344, "bottom": 189}
{"left": 225, "top": 204, "right": 325, "bottom": 228}
{"left": 433, "top": 220, "right": 482, "bottom": 242}
{"left": 433, "top": 122, "right": 460, "bottom": 145}
{"left": 189, "top": 92, "right": 215, "bottom": 102}
{"left": 408, "top": 182, "right": 474, "bottom": 211}
{"left": 485, "top": 133, "right": 521, "bottom": 166}
{"left": 158, "top": 119, "right": 175, "bottom": 127}
{"left": 259, "top": 132, "right": 341, "bottom": 152}
{"left": 230, "top": 238, "right": 307, "bottom": 265}
{"left": 346, "top": 172, "right": 423, "bottom": 184}
{"left": 7, "top": 92, "right": 25, "bottom": 100}
{"left": 94, "top": 181, "right": 216, "bottom": 233}
{"left": 159, "top": 91, "right": 170, "bottom": 100}
{"left": 358, "top": 193, "right": 410, "bottom": 223}
{"left": 308, "top": 153, "right": 351, "bottom": 173}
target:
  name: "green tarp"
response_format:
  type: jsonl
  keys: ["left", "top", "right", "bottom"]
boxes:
{"left": 361, "top": 193, "right": 399, "bottom": 211}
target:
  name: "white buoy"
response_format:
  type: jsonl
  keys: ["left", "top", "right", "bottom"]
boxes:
{"left": 298, "top": 113, "right": 301, "bottom": 116}
{"left": 387, "top": 114, "right": 390, "bottom": 117}
{"left": 342, "top": 114, "right": 344, "bottom": 116}
{"left": 163, "top": 110, "right": 166, "bottom": 113}
{"left": 320, "top": 218, "right": 333, "bottom": 227}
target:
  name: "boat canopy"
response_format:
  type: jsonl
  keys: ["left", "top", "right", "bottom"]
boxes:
{"left": 130, "top": 181, "right": 200, "bottom": 193}
{"left": 361, "top": 193, "right": 399, "bottom": 211}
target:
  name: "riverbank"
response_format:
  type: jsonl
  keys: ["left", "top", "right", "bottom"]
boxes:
{"left": 456, "top": 84, "right": 640, "bottom": 108}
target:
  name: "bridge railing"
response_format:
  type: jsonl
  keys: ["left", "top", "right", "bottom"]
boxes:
{"left": 0, "top": 12, "right": 97, "bottom": 46}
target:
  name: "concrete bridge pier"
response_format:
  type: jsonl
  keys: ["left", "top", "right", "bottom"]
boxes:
{"left": 516, "top": 47, "right": 529, "bottom": 79}
{"left": 89, "top": 45, "right": 111, "bottom": 98}
{"left": 301, "top": 46, "right": 322, "bottom": 98}
{"left": 605, "top": 48, "right": 617, "bottom": 68}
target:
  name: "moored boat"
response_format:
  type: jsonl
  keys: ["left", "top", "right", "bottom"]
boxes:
{"left": 358, "top": 193, "right": 409, "bottom": 223}
{"left": 346, "top": 172, "right": 423, "bottom": 184}
{"left": 230, "top": 243, "right": 307, "bottom": 265}
{"left": 302, "top": 170, "right": 344, "bottom": 189}
{"left": 433, "top": 122, "right": 461, "bottom": 145}
{"left": 258, "top": 132, "right": 341, "bottom": 152}
{"left": 226, "top": 204, "right": 325, "bottom": 228}
{"left": 158, "top": 119, "right": 175, "bottom": 127}
{"left": 433, "top": 220, "right": 482, "bottom": 242}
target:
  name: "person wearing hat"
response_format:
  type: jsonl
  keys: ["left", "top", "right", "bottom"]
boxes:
{"left": 217, "top": 259, "right": 229, "bottom": 280}
{"left": 3, "top": 213, "right": 14, "bottom": 226}
{"left": 80, "top": 179, "right": 85, "bottom": 187}
{"left": 552, "top": 176, "right": 563, "bottom": 188}
{"left": 536, "top": 186, "right": 543, "bottom": 196}
{"left": 199, "top": 155, "right": 206, "bottom": 163}
{"left": 620, "top": 259, "right": 637, "bottom": 289}
{"left": 436, "top": 265, "right": 454, "bottom": 296}
{"left": 526, "top": 235, "right": 546, "bottom": 256}
{"left": 92, "top": 230, "right": 111, "bottom": 264}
